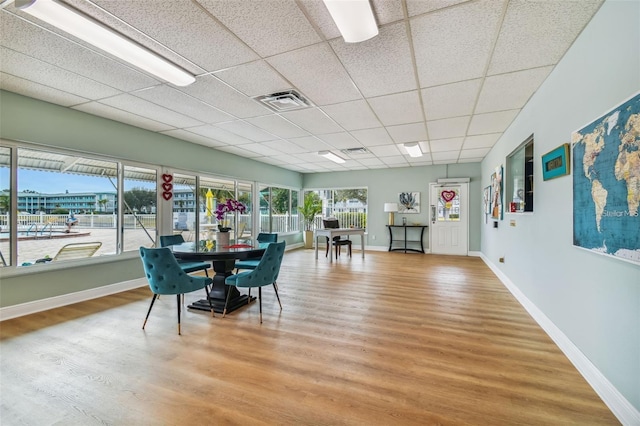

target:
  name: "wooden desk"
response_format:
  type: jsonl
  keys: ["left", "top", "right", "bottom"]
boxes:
{"left": 314, "top": 228, "right": 365, "bottom": 263}
{"left": 171, "top": 242, "right": 266, "bottom": 313}
{"left": 386, "top": 225, "right": 428, "bottom": 253}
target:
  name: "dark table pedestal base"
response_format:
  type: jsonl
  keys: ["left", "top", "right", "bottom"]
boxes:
{"left": 188, "top": 294, "right": 255, "bottom": 314}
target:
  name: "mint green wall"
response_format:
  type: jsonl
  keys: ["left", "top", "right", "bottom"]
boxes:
{"left": 481, "top": 0, "right": 639, "bottom": 410}
{"left": 302, "top": 163, "right": 481, "bottom": 252}
{"left": 0, "top": 90, "right": 302, "bottom": 307}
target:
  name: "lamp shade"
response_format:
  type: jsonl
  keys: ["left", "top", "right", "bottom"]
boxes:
{"left": 384, "top": 202, "right": 398, "bottom": 213}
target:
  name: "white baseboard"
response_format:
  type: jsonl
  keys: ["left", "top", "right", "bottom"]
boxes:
{"left": 0, "top": 278, "right": 148, "bottom": 322}
{"left": 479, "top": 254, "right": 640, "bottom": 426}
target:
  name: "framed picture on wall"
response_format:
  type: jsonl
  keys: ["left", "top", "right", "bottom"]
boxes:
{"left": 398, "top": 192, "right": 420, "bottom": 213}
{"left": 542, "top": 143, "right": 570, "bottom": 181}
{"left": 490, "top": 166, "right": 503, "bottom": 220}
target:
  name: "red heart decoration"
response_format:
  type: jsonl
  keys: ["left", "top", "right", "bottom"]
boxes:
{"left": 162, "top": 182, "right": 173, "bottom": 192}
{"left": 162, "top": 192, "right": 173, "bottom": 200}
{"left": 162, "top": 174, "right": 173, "bottom": 183}
{"left": 441, "top": 190, "right": 456, "bottom": 202}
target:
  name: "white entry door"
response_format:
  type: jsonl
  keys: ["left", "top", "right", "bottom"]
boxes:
{"left": 429, "top": 182, "right": 469, "bottom": 255}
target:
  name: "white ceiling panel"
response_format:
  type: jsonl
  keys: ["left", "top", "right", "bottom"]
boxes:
{"left": 468, "top": 110, "right": 519, "bottom": 135}
{"left": 422, "top": 79, "right": 482, "bottom": 121}
{"left": 330, "top": 21, "right": 416, "bottom": 98}
{"left": 411, "top": 0, "right": 507, "bottom": 87}
{"left": 387, "top": 123, "right": 428, "bottom": 144}
{"left": 0, "top": 0, "right": 603, "bottom": 172}
{"left": 476, "top": 66, "right": 553, "bottom": 113}
{"left": 321, "top": 100, "right": 381, "bottom": 131}
{"left": 488, "top": 0, "right": 603, "bottom": 75}
{"left": 213, "top": 61, "right": 290, "bottom": 97}
{"left": 350, "top": 127, "right": 394, "bottom": 147}
{"left": 368, "top": 91, "right": 423, "bottom": 126}
{"left": 427, "top": 116, "right": 471, "bottom": 140}
{"left": 267, "top": 43, "right": 361, "bottom": 106}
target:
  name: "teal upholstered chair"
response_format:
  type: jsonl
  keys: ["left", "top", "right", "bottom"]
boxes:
{"left": 224, "top": 241, "right": 285, "bottom": 323}
{"left": 139, "top": 247, "right": 214, "bottom": 335}
{"left": 234, "top": 232, "right": 278, "bottom": 273}
{"left": 159, "top": 234, "right": 210, "bottom": 277}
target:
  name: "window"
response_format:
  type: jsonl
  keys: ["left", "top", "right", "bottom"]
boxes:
{"left": 259, "top": 185, "right": 299, "bottom": 233}
{"left": 506, "top": 137, "right": 534, "bottom": 213}
{"left": 0, "top": 146, "right": 10, "bottom": 267}
{"left": 123, "top": 165, "right": 157, "bottom": 251}
{"left": 306, "top": 188, "right": 368, "bottom": 229}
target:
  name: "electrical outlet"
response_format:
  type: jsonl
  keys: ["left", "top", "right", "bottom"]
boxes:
{"left": 499, "top": 257, "right": 505, "bottom": 263}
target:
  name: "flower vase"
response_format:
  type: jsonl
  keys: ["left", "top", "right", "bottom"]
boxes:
{"left": 216, "top": 231, "right": 230, "bottom": 248}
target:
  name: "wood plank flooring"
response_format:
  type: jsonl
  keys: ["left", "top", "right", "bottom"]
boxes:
{"left": 0, "top": 250, "right": 619, "bottom": 425}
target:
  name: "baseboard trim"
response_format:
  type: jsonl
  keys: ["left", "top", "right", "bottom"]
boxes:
{"left": 479, "top": 253, "right": 639, "bottom": 426}
{"left": 0, "top": 278, "right": 148, "bottom": 322}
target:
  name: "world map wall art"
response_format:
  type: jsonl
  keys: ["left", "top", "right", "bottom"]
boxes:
{"left": 572, "top": 91, "right": 640, "bottom": 265}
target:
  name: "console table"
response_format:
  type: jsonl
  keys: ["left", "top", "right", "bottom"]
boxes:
{"left": 386, "top": 225, "right": 428, "bottom": 253}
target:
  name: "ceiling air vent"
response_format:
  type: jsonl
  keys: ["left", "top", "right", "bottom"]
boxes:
{"left": 254, "top": 90, "right": 313, "bottom": 113}
{"left": 341, "top": 147, "right": 369, "bottom": 155}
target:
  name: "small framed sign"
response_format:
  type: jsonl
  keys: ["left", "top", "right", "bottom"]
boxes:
{"left": 541, "top": 143, "right": 570, "bottom": 181}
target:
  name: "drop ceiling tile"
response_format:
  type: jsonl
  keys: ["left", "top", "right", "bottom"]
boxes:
{"left": 245, "top": 115, "right": 309, "bottom": 139}
{"left": 1, "top": 47, "right": 122, "bottom": 100}
{"left": 458, "top": 157, "right": 483, "bottom": 163}
{"left": 382, "top": 156, "right": 409, "bottom": 166}
{"left": 259, "top": 156, "right": 289, "bottom": 166}
{"left": 367, "top": 144, "right": 402, "bottom": 157}
{"left": 431, "top": 151, "right": 460, "bottom": 161}
{"left": 280, "top": 108, "right": 343, "bottom": 134}
{"left": 0, "top": 72, "right": 89, "bottom": 107}
{"left": 407, "top": 0, "right": 472, "bottom": 16}
{"left": 429, "top": 138, "right": 464, "bottom": 152}
{"left": 0, "top": 10, "right": 157, "bottom": 91}
{"left": 72, "top": 102, "right": 173, "bottom": 132}
{"left": 240, "top": 143, "right": 282, "bottom": 156}
{"left": 213, "top": 61, "right": 290, "bottom": 97}
{"left": 350, "top": 127, "right": 393, "bottom": 147}
{"left": 427, "top": 116, "right": 470, "bottom": 139}
{"left": 459, "top": 148, "right": 491, "bottom": 158}
{"left": 321, "top": 100, "right": 381, "bottom": 131}
{"left": 488, "top": 0, "right": 603, "bottom": 75}
{"left": 178, "top": 75, "right": 268, "bottom": 118}
{"left": 267, "top": 43, "right": 361, "bottom": 106}
{"left": 476, "top": 67, "right": 553, "bottom": 113}
{"left": 288, "top": 136, "right": 332, "bottom": 152}
{"left": 408, "top": 158, "right": 433, "bottom": 166}
{"left": 298, "top": 0, "right": 341, "bottom": 40}
{"left": 411, "top": 0, "right": 506, "bottom": 87}
{"left": 357, "top": 157, "right": 385, "bottom": 167}
{"left": 368, "top": 91, "right": 423, "bottom": 126}
{"left": 216, "top": 145, "right": 261, "bottom": 158}
{"left": 462, "top": 134, "right": 501, "bottom": 149}
{"left": 161, "top": 129, "right": 227, "bottom": 148}
{"left": 468, "top": 110, "right": 519, "bottom": 135}
{"left": 99, "top": 94, "right": 203, "bottom": 128}
{"left": 89, "top": 0, "right": 255, "bottom": 72}
{"left": 422, "top": 79, "right": 482, "bottom": 120}
{"left": 132, "top": 86, "right": 233, "bottom": 124}
{"left": 371, "top": 0, "right": 405, "bottom": 24}
{"left": 317, "top": 132, "right": 361, "bottom": 149}
{"left": 261, "top": 140, "right": 307, "bottom": 154}
{"left": 199, "top": 0, "right": 321, "bottom": 57}
{"left": 184, "top": 124, "right": 253, "bottom": 145}
{"left": 386, "top": 122, "right": 428, "bottom": 144}
{"left": 330, "top": 21, "right": 416, "bottom": 97}
{"left": 215, "top": 121, "right": 277, "bottom": 142}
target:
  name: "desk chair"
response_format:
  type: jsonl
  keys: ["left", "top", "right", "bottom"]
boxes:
{"left": 234, "top": 232, "right": 278, "bottom": 273}
{"left": 159, "top": 234, "right": 210, "bottom": 277}
{"left": 224, "top": 241, "right": 285, "bottom": 323}
{"left": 322, "top": 218, "right": 352, "bottom": 259}
{"left": 140, "top": 247, "right": 213, "bottom": 335}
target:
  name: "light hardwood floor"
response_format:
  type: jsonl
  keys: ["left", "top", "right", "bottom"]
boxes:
{"left": 0, "top": 250, "right": 618, "bottom": 425}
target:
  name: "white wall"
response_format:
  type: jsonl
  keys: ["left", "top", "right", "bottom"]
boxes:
{"left": 481, "top": 0, "right": 639, "bottom": 414}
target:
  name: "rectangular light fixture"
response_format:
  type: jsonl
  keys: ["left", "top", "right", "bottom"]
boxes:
{"left": 404, "top": 142, "right": 423, "bottom": 158}
{"left": 16, "top": 0, "right": 195, "bottom": 87}
{"left": 318, "top": 151, "right": 346, "bottom": 164}
{"left": 323, "top": 0, "right": 378, "bottom": 43}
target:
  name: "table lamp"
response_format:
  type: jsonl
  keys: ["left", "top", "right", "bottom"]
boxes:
{"left": 384, "top": 202, "right": 398, "bottom": 226}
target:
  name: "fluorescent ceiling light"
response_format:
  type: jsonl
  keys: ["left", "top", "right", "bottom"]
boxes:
{"left": 318, "top": 151, "right": 346, "bottom": 164}
{"left": 323, "top": 0, "right": 378, "bottom": 43}
{"left": 404, "top": 142, "right": 423, "bottom": 158}
{"left": 16, "top": 0, "right": 195, "bottom": 87}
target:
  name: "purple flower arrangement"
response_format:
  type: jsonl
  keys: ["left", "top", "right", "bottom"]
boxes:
{"left": 215, "top": 199, "right": 247, "bottom": 231}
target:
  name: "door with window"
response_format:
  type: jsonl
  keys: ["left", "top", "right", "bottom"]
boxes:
{"left": 429, "top": 182, "right": 468, "bottom": 255}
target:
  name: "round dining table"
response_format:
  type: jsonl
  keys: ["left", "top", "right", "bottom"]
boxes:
{"left": 170, "top": 241, "right": 266, "bottom": 313}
